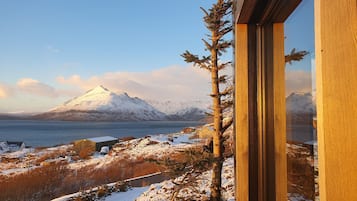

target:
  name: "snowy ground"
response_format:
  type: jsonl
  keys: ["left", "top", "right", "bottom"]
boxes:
{"left": 56, "top": 157, "right": 235, "bottom": 201}
{"left": 2, "top": 128, "right": 314, "bottom": 201}
{"left": 60, "top": 142, "right": 312, "bottom": 201}
{"left": 67, "top": 132, "right": 202, "bottom": 170}
{"left": 133, "top": 157, "right": 235, "bottom": 201}
{"left": 0, "top": 132, "right": 201, "bottom": 177}
{"left": 0, "top": 145, "right": 70, "bottom": 176}
{"left": 105, "top": 187, "right": 149, "bottom": 201}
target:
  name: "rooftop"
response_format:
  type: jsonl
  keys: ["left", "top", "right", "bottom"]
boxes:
{"left": 87, "top": 136, "right": 118, "bottom": 143}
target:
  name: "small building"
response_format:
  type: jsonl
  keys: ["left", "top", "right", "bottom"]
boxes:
{"left": 88, "top": 136, "right": 118, "bottom": 152}
{"left": 73, "top": 136, "right": 118, "bottom": 153}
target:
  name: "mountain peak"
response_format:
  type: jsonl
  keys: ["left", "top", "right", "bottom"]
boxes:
{"left": 87, "top": 85, "right": 110, "bottom": 93}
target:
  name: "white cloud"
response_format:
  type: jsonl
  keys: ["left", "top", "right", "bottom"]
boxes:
{"left": 285, "top": 70, "right": 313, "bottom": 95}
{"left": 0, "top": 86, "right": 8, "bottom": 98}
{"left": 17, "top": 78, "right": 59, "bottom": 98}
{"left": 57, "top": 65, "right": 214, "bottom": 101}
{"left": 0, "top": 83, "right": 13, "bottom": 98}
{"left": 0, "top": 79, "right": 79, "bottom": 113}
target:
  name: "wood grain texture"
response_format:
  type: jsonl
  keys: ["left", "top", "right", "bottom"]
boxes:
{"left": 272, "top": 23, "right": 287, "bottom": 201}
{"left": 235, "top": 23, "right": 249, "bottom": 201}
{"left": 315, "top": 0, "right": 357, "bottom": 200}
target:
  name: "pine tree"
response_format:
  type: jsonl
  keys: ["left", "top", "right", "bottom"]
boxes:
{"left": 181, "top": 0, "right": 233, "bottom": 200}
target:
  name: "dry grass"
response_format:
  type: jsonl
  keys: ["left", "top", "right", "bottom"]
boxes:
{"left": 0, "top": 161, "right": 69, "bottom": 201}
{"left": 0, "top": 152, "right": 164, "bottom": 201}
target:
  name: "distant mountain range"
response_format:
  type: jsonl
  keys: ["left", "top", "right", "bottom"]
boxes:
{"left": 286, "top": 92, "right": 316, "bottom": 124}
{"left": 32, "top": 86, "right": 208, "bottom": 121}
{"left": 0, "top": 86, "right": 315, "bottom": 122}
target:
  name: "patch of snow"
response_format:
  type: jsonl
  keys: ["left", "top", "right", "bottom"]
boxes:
{"left": 135, "top": 157, "right": 235, "bottom": 201}
{"left": 3, "top": 148, "right": 33, "bottom": 158}
{"left": 120, "top": 133, "right": 201, "bottom": 159}
{"left": 104, "top": 187, "right": 150, "bottom": 201}
{"left": 0, "top": 141, "right": 9, "bottom": 153}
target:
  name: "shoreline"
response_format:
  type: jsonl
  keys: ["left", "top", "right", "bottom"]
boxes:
{"left": 0, "top": 120, "right": 204, "bottom": 147}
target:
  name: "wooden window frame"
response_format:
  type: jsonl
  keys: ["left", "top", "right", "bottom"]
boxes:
{"left": 234, "top": 1, "right": 301, "bottom": 200}
{"left": 235, "top": 0, "right": 357, "bottom": 201}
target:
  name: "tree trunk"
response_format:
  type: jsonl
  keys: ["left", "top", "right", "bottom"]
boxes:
{"left": 210, "top": 34, "right": 223, "bottom": 201}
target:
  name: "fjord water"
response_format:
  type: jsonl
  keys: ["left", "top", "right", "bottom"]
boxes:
{"left": 0, "top": 120, "right": 204, "bottom": 147}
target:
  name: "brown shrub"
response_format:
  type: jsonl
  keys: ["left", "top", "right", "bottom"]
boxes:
{"left": 78, "top": 147, "right": 93, "bottom": 159}
{"left": 181, "top": 127, "right": 196, "bottom": 133}
{"left": 73, "top": 140, "right": 95, "bottom": 157}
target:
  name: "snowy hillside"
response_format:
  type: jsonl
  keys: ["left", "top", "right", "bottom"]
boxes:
{"left": 147, "top": 99, "right": 209, "bottom": 115}
{"left": 147, "top": 100, "right": 209, "bottom": 121}
{"left": 35, "top": 86, "right": 166, "bottom": 121}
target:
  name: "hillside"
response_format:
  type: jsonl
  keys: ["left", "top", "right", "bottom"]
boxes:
{"left": 34, "top": 86, "right": 166, "bottom": 121}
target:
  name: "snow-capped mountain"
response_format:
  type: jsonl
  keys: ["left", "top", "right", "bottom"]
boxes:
{"left": 146, "top": 100, "right": 210, "bottom": 115}
{"left": 146, "top": 100, "right": 209, "bottom": 121}
{"left": 286, "top": 92, "right": 316, "bottom": 124}
{"left": 286, "top": 92, "right": 316, "bottom": 114}
{"left": 166, "top": 107, "right": 207, "bottom": 121}
{"left": 35, "top": 86, "right": 166, "bottom": 121}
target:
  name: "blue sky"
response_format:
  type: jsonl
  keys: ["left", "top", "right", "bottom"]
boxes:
{"left": 0, "top": 1, "right": 217, "bottom": 81}
{"left": 0, "top": 0, "right": 225, "bottom": 113}
{"left": 0, "top": 0, "right": 314, "bottom": 113}
{"left": 285, "top": 0, "right": 315, "bottom": 95}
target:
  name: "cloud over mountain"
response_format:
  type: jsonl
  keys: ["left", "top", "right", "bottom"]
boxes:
{"left": 56, "top": 65, "right": 211, "bottom": 101}
{"left": 17, "top": 78, "right": 59, "bottom": 98}
{"left": 285, "top": 70, "right": 314, "bottom": 95}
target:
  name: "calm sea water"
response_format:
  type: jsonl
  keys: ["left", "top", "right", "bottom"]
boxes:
{"left": 0, "top": 120, "right": 204, "bottom": 147}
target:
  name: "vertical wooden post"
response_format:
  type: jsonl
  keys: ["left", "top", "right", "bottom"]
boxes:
{"left": 272, "top": 23, "right": 287, "bottom": 201}
{"left": 315, "top": 0, "right": 357, "bottom": 200}
{"left": 235, "top": 23, "right": 249, "bottom": 201}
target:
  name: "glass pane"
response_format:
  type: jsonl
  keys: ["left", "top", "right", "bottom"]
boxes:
{"left": 285, "top": 0, "right": 318, "bottom": 200}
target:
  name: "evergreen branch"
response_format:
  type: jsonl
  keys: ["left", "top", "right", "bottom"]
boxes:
{"left": 220, "top": 85, "right": 233, "bottom": 96}
{"left": 200, "top": 7, "right": 209, "bottom": 17}
{"left": 221, "top": 99, "right": 233, "bottom": 111}
{"left": 181, "top": 51, "right": 211, "bottom": 71}
{"left": 205, "top": 112, "right": 213, "bottom": 117}
{"left": 218, "top": 26, "right": 233, "bottom": 37}
{"left": 285, "top": 48, "right": 309, "bottom": 64}
{"left": 217, "top": 40, "right": 232, "bottom": 51}
{"left": 222, "top": 117, "right": 233, "bottom": 134}
{"left": 218, "top": 61, "right": 232, "bottom": 70}
{"left": 202, "top": 39, "right": 213, "bottom": 51}
{"left": 218, "top": 75, "right": 228, "bottom": 83}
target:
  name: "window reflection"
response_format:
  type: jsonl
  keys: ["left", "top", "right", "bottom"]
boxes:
{"left": 285, "top": 0, "right": 318, "bottom": 200}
